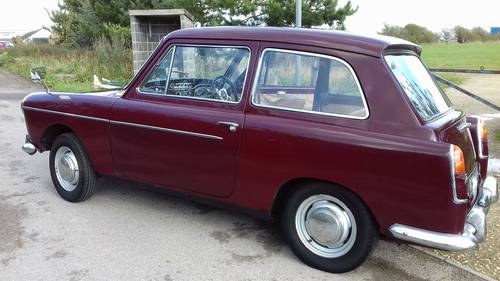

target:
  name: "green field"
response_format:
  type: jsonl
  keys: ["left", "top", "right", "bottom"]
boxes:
{"left": 421, "top": 42, "right": 500, "bottom": 70}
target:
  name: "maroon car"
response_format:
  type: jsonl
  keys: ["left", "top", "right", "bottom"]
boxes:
{"left": 21, "top": 27, "right": 498, "bottom": 273}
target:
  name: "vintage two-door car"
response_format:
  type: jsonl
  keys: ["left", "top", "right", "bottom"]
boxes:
{"left": 21, "top": 27, "right": 498, "bottom": 273}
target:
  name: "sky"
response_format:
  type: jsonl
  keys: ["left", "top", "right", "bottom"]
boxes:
{"left": 0, "top": 0, "right": 499, "bottom": 34}
{"left": 0, "top": 0, "right": 59, "bottom": 33}
{"left": 342, "top": 0, "right": 500, "bottom": 34}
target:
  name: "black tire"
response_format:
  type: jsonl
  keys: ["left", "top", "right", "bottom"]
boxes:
{"left": 281, "top": 182, "right": 378, "bottom": 273}
{"left": 49, "top": 133, "right": 97, "bottom": 202}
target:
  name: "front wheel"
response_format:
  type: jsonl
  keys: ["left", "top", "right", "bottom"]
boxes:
{"left": 49, "top": 133, "right": 97, "bottom": 202}
{"left": 281, "top": 183, "right": 378, "bottom": 273}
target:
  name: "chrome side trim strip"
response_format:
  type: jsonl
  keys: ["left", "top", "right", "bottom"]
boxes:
{"left": 23, "top": 106, "right": 223, "bottom": 141}
{"left": 22, "top": 106, "right": 109, "bottom": 123}
{"left": 110, "top": 120, "right": 223, "bottom": 141}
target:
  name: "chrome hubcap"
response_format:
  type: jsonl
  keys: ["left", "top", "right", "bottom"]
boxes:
{"left": 54, "top": 146, "right": 79, "bottom": 192}
{"left": 296, "top": 194, "right": 356, "bottom": 258}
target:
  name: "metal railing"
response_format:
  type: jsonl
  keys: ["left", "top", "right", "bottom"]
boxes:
{"left": 431, "top": 68, "right": 500, "bottom": 112}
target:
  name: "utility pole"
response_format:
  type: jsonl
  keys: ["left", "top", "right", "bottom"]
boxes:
{"left": 295, "top": 0, "right": 301, "bottom": 28}
{"left": 295, "top": 0, "right": 302, "bottom": 85}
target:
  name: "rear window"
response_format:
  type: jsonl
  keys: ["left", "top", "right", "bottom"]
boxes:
{"left": 385, "top": 55, "right": 452, "bottom": 121}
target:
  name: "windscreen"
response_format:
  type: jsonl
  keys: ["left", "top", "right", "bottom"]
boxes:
{"left": 385, "top": 55, "right": 452, "bottom": 121}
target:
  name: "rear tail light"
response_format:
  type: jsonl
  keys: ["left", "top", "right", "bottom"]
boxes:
{"left": 450, "top": 144, "right": 468, "bottom": 204}
{"left": 451, "top": 145, "right": 466, "bottom": 175}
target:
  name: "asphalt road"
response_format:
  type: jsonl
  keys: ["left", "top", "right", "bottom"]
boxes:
{"left": 0, "top": 70, "right": 488, "bottom": 281}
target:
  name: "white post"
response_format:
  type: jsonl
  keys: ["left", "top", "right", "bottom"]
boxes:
{"left": 295, "top": 0, "right": 302, "bottom": 85}
{"left": 296, "top": 0, "right": 302, "bottom": 28}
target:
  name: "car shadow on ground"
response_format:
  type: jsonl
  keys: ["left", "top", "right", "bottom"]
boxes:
{"left": 91, "top": 177, "right": 468, "bottom": 281}
{"left": 95, "top": 176, "right": 285, "bottom": 251}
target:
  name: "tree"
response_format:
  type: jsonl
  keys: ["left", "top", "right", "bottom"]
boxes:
{"left": 403, "top": 24, "right": 439, "bottom": 43}
{"left": 50, "top": 0, "right": 164, "bottom": 47}
{"left": 50, "top": 0, "right": 112, "bottom": 47}
{"left": 379, "top": 24, "right": 439, "bottom": 44}
{"left": 454, "top": 26, "right": 474, "bottom": 43}
{"left": 441, "top": 28, "right": 455, "bottom": 43}
{"left": 262, "top": 0, "right": 357, "bottom": 28}
{"left": 470, "top": 27, "right": 489, "bottom": 42}
{"left": 50, "top": 0, "right": 358, "bottom": 47}
{"left": 453, "top": 26, "right": 499, "bottom": 43}
{"left": 380, "top": 24, "right": 407, "bottom": 39}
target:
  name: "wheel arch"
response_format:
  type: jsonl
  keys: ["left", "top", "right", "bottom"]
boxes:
{"left": 271, "top": 177, "right": 380, "bottom": 231}
{"left": 41, "top": 124, "right": 75, "bottom": 150}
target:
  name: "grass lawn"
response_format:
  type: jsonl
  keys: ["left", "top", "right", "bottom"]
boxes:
{"left": 421, "top": 42, "right": 500, "bottom": 70}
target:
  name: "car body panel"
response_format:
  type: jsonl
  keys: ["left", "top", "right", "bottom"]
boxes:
{"left": 22, "top": 91, "right": 121, "bottom": 175}
{"left": 110, "top": 97, "right": 245, "bottom": 197}
{"left": 233, "top": 111, "right": 467, "bottom": 233}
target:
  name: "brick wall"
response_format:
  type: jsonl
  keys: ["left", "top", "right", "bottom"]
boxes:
{"left": 130, "top": 16, "right": 181, "bottom": 74}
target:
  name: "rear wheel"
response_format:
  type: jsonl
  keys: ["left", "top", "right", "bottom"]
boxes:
{"left": 49, "top": 133, "right": 96, "bottom": 202}
{"left": 281, "top": 183, "right": 377, "bottom": 273}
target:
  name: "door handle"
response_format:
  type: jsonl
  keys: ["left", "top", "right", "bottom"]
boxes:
{"left": 217, "top": 121, "right": 239, "bottom": 133}
{"left": 457, "top": 122, "right": 471, "bottom": 132}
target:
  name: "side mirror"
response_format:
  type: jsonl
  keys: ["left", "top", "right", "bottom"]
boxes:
{"left": 29, "top": 67, "right": 50, "bottom": 92}
{"left": 30, "top": 67, "right": 46, "bottom": 83}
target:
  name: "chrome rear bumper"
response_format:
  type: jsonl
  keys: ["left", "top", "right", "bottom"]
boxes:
{"left": 389, "top": 176, "right": 498, "bottom": 251}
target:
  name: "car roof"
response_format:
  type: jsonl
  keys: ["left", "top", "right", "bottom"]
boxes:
{"left": 166, "top": 26, "right": 421, "bottom": 58}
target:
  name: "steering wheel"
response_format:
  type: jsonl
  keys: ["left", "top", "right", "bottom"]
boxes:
{"left": 210, "top": 76, "right": 238, "bottom": 101}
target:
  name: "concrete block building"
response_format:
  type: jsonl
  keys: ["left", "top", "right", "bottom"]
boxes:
{"left": 129, "top": 9, "right": 194, "bottom": 73}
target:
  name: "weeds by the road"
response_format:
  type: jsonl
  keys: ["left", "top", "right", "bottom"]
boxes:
{"left": 0, "top": 40, "right": 133, "bottom": 92}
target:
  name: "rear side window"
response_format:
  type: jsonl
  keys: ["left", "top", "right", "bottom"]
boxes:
{"left": 385, "top": 55, "right": 452, "bottom": 121}
{"left": 252, "top": 49, "right": 368, "bottom": 119}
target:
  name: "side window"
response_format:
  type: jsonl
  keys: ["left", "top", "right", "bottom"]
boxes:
{"left": 139, "top": 49, "right": 173, "bottom": 95}
{"left": 253, "top": 49, "right": 368, "bottom": 119}
{"left": 258, "top": 52, "right": 317, "bottom": 87}
{"left": 139, "top": 45, "right": 250, "bottom": 103}
{"left": 167, "top": 46, "right": 250, "bottom": 102}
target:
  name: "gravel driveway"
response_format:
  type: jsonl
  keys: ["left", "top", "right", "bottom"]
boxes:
{"left": 0, "top": 70, "right": 489, "bottom": 281}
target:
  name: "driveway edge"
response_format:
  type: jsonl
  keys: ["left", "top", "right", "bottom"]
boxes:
{"left": 410, "top": 245, "right": 496, "bottom": 281}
